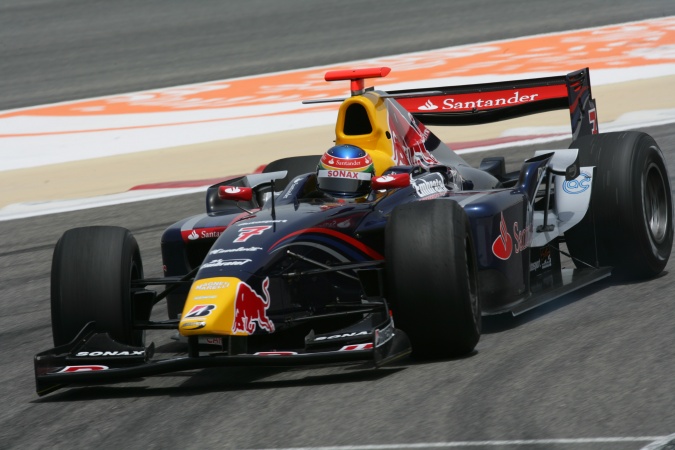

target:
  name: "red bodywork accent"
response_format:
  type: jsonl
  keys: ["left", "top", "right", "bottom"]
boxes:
{"left": 181, "top": 226, "right": 227, "bottom": 242}
{"left": 57, "top": 365, "right": 108, "bottom": 373}
{"left": 325, "top": 67, "right": 391, "bottom": 94}
{"left": 233, "top": 225, "right": 272, "bottom": 243}
{"left": 386, "top": 101, "right": 439, "bottom": 166}
{"left": 371, "top": 173, "right": 411, "bottom": 190}
{"left": 268, "top": 227, "right": 384, "bottom": 260}
{"left": 396, "top": 85, "right": 568, "bottom": 114}
{"left": 218, "top": 186, "right": 253, "bottom": 202}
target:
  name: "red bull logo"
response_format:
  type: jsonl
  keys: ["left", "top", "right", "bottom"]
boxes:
{"left": 232, "top": 277, "right": 275, "bottom": 334}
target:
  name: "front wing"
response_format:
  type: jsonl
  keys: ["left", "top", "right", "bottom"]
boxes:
{"left": 34, "top": 321, "right": 411, "bottom": 396}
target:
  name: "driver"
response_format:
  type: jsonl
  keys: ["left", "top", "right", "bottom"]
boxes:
{"left": 316, "top": 144, "right": 375, "bottom": 199}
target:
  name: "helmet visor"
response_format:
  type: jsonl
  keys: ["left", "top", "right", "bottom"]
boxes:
{"left": 317, "top": 170, "right": 372, "bottom": 196}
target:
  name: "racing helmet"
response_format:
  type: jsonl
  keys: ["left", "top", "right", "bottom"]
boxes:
{"left": 316, "top": 145, "right": 375, "bottom": 197}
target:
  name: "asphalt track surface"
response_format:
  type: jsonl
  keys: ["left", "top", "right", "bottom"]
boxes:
{"left": 2, "top": 0, "right": 675, "bottom": 110}
{"left": 2, "top": 2, "right": 675, "bottom": 450}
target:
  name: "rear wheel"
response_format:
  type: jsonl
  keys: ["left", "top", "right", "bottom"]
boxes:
{"left": 565, "top": 131, "right": 673, "bottom": 278}
{"left": 51, "top": 226, "right": 145, "bottom": 346}
{"left": 386, "top": 200, "right": 480, "bottom": 358}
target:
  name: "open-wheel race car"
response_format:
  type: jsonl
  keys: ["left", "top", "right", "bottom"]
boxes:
{"left": 35, "top": 67, "right": 673, "bottom": 395}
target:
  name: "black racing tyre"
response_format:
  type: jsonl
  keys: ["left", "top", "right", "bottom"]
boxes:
{"left": 51, "top": 226, "right": 144, "bottom": 346}
{"left": 565, "top": 131, "right": 673, "bottom": 278}
{"left": 385, "top": 200, "right": 481, "bottom": 358}
{"left": 263, "top": 155, "right": 322, "bottom": 190}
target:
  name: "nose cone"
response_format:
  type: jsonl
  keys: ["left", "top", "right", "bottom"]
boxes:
{"left": 179, "top": 276, "right": 275, "bottom": 337}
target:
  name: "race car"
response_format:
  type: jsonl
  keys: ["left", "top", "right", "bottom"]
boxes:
{"left": 34, "top": 67, "right": 673, "bottom": 396}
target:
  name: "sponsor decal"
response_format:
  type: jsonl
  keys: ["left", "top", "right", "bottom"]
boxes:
{"left": 413, "top": 176, "right": 448, "bottom": 198}
{"left": 589, "top": 108, "right": 598, "bottom": 134}
{"left": 195, "top": 281, "right": 230, "bottom": 290}
{"left": 234, "top": 225, "right": 272, "bottom": 243}
{"left": 375, "top": 175, "right": 395, "bottom": 183}
{"left": 283, "top": 178, "right": 302, "bottom": 199}
{"left": 205, "top": 337, "right": 222, "bottom": 345}
{"left": 320, "top": 154, "right": 372, "bottom": 169}
{"left": 540, "top": 247, "right": 552, "bottom": 270}
{"left": 57, "top": 365, "right": 109, "bottom": 373}
{"left": 529, "top": 247, "right": 553, "bottom": 273}
{"left": 398, "top": 85, "right": 569, "bottom": 115}
{"left": 232, "top": 277, "right": 275, "bottom": 334}
{"left": 562, "top": 171, "right": 592, "bottom": 194}
{"left": 181, "top": 226, "right": 226, "bottom": 242}
{"left": 418, "top": 100, "right": 438, "bottom": 111}
{"left": 201, "top": 258, "right": 252, "bottom": 268}
{"left": 74, "top": 351, "right": 144, "bottom": 357}
{"left": 337, "top": 219, "right": 351, "bottom": 229}
{"left": 209, "top": 247, "right": 262, "bottom": 255}
{"left": 185, "top": 304, "right": 216, "bottom": 318}
{"left": 317, "top": 215, "right": 361, "bottom": 230}
{"left": 374, "top": 323, "right": 395, "bottom": 348}
{"left": 372, "top": 173, "right": 411, "bottom": 190}
{"left": 491, "top": 218, "right": 529, "bottom": 259}
{"left": 387, "top": 101, "right": 440, "bottom": 167}
{"left": 339, "top": 343, "right": 374, "bottom": 351}
{"left": 513, "top": 222, "right": 530, "bottom": 254}
{"left": 492, "top": 212, "right": 513, "bottom": 260}
{"left": 314, "top": 331, "right": 369, "bottom": 341}
{"left": 318, "top": 169, "right": 371, "bottom": 180}
{"left": 253, "top": 351, "right": 298, "bottom": 356}
{"left": 319, "top": 219, "right": 351, "bottom": 229}
{"left": 441, "top": 91, "right": 538, "bottom": 110}
{"left": 235, "top": 220, "right": 286, "bottom": 226}
{"left": 193, "top": 295, "right": 217, "bottom": 300}
{"left": 218, "top": 185, "right": 253, "bottom": 201}
{"left": 182, "top": 321, "right": 207, "bottom": 330}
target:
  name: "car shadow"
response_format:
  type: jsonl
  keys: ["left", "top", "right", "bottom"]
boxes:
{"left": 34, "top": 269, "right": 669, "bottom": 401}
{"left": 481, "top": 275, "right": 615, "bottom": 334}
{"left": 32, "top": 365, "right": 405, "bottom": 402}
{"left": 481, "top": 268, "right": 671, "bottom": 334}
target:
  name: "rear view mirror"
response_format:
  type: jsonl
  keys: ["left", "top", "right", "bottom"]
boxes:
{"left": 371, "top": 173, "right": 411, "bottom": 190}
{"left": 218, "top": 186, "right": 253, "bottom": 202}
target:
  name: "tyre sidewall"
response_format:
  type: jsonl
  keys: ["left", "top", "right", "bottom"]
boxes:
{"left": 566, "top": 132, "right": 673, "bottom": 277}
{"left": 51, "top": 226, "right": 143, "bottom": 346}
{"left": 386, "top": 200, "right": 480, "bottom": 358}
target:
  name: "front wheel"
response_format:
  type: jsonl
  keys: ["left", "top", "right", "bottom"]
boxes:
{"left": 565, "top": 131, "right": 673, "bottom": 278}
{"left": 51, "top": 226, "right": 145, "bottom": 346}
{"left": 385, "top": 200, "right": 480, "bottom": 358}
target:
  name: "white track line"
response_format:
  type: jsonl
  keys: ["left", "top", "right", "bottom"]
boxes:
{"left": 641, "top": 433, "right": 675, "bottom": 449}
{"left": 254, "top": 435, "right": 672, "bottom": 450}
{"left": 3, "top": 109, "right": 675, "bottom": 223}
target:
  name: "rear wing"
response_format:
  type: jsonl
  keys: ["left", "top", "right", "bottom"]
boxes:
{"left": 389, "top": 68, "right": 598, "bottom": 139}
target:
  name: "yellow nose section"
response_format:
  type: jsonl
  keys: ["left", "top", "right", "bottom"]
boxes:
{"left": 179, "top": 277, "right": 239, "bottom": 336}
{"left": 179, "top": 276, "right": 275, "bottom": 337}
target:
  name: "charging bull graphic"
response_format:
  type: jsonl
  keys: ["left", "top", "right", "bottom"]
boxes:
{"left": 232, "top": 277, "right": 275, "bottom": 334}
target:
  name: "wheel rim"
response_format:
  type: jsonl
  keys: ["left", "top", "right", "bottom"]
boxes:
{"left": 643, "top": 161, "right": 669, "bottom": 245}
